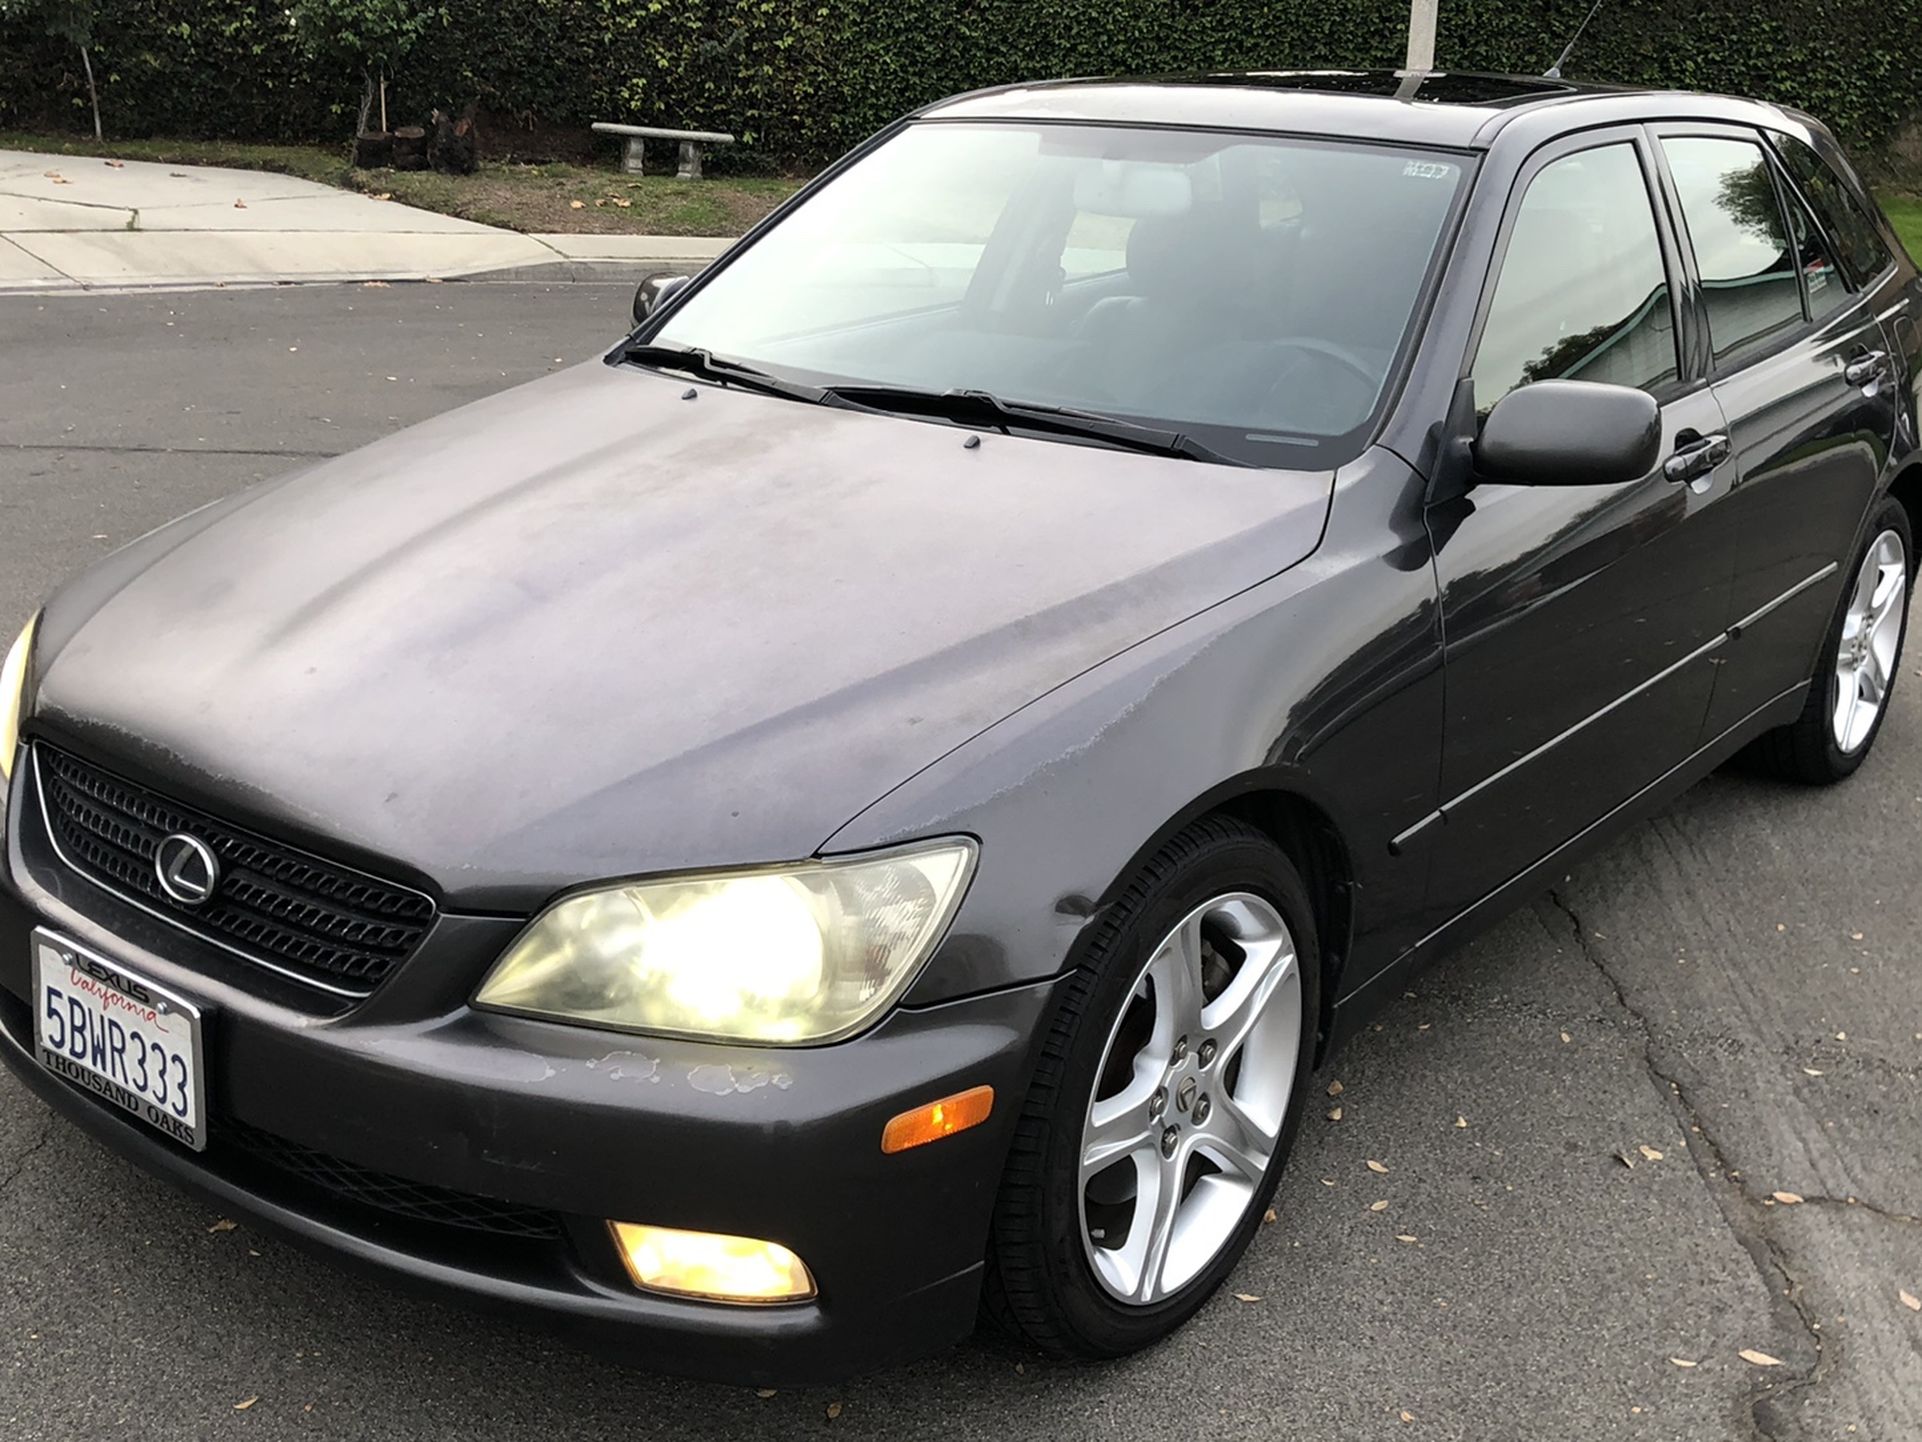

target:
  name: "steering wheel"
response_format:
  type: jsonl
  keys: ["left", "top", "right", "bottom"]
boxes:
{"left": 1262, "top": 338, "right": 1380, "bottom": 391}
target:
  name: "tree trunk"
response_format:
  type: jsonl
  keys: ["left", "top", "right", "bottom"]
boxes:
{"left": 80, "top": 44, "right": 102, "bottom": 140}
{"left": 379, "top": 67, "right": 388, "bottom": 135}
{"left": 357, "top": 69, "right": 375, "bottom": 138}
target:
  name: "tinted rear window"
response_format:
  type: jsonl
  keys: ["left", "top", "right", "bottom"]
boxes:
{"left": 1772, "top": 131, "right": 1892, "bottom": 286}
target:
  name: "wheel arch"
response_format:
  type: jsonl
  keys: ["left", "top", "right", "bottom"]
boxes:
{"left": 1084, "top": 773, "right": 1357, "bottom": 1067}
{"left": 1887, "top": 462, "right": 1922, "bottom": 571}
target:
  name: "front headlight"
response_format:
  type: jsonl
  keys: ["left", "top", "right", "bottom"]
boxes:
{"left": 473, "top": 839, "right": 976, "bottom": 1045}
{"left": 0, "top": 613, "right": 39, "bottom": 784}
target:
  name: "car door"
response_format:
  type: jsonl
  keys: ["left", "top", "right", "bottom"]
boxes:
{"left": 1423, "top": 128, "right": 1735, "bottom": 911}
{"left": 1650, "top": 124, "right": 1902, "bottom": 735}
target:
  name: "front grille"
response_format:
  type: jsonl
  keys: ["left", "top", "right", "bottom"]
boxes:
{"left": 34, "top": 743, "right": 436, "bottom": 996}
{"left": 223, "top": 1120, "right": 565, "bottom": 1241}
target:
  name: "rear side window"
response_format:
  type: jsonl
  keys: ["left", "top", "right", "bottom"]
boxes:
{"left": 1471, "top": 143, "right": 1678, "bottom": 413}
{"left": 1781, "top": 185, "right": 1848, "bottom": 322}
{"left": 1661, "top": 137, "right": 1803, "bottom": 363}
{"left": 1773, "top": 131, "right": 1893, "bottom": 286}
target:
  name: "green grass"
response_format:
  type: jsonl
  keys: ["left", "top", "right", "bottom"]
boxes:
{"left": 0, "top": 131, "right": 801, "bottom": 236}
{"left": 1875, "top": 190, "right": 1922, "bottom": 264}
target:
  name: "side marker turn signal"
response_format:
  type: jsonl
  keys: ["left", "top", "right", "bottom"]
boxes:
{"left": 881, "top": 1085, "right": 994, "bottom": 1154}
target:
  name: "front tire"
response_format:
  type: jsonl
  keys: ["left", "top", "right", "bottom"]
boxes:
{"left": 984, "top": 816, "right": 1319, "bottom": 1358}
{"left": 1749, "top": 497, "right": 1912, "bottom": 785}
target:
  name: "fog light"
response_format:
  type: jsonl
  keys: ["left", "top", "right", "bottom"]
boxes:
{"left": 881, "top": 1085, "right": 994, "bottom": 1154}
{"left": 608, "top": 1222, "right": 816, "bottom": 1304}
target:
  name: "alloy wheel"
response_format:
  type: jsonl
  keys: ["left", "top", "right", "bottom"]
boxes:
{"left": 1833, "top": 529, "right": 1907, "bottom": 754}
{"left": 1077, "top": 892, "right": 1302, "bottom": 1305}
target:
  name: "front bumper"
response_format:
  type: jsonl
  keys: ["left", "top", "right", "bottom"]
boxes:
{"left": 0, "top": 772, "right": 1059, "bottom": 1385}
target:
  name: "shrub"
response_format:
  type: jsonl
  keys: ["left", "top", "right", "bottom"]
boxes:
{"left": 1, "top": 1, "right": 1917, "bottom": 172}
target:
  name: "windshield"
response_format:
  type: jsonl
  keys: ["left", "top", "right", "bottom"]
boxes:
{"left": 653, "top": 122, "right": 1469, "bottom": 467}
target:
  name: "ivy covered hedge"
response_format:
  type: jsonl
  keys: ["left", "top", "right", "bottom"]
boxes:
{"left": 3, "top": 0, "right": 1917, "bottom": 170}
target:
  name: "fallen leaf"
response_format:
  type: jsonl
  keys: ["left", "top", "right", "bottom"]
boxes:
{"left": 1669, "top": 1357, "right": 1698, "bottom": 1368}
{"left": 1639, "top": 1145, "right": 1664, "bottom": 1162}
{"left": 1776, "top": 923, "right": 1786, "bottom": 933}
{"left": 234, "top": 199, "right": 247, "bottom": 208}
{"left": 370, "top": 192, "right": 393, "bottom": 202}
{"left": 755, "top": 1389, "right": 777, "bottom": 1399}
{"left": 43, "top": 170, "right": 61, "bottom": 177}
{"left": 1233, "top": 1292, "right": 1261, "bottom": 1304}
{"left": 1327, "top": 1106, "right": 1343, "bottom": 1121}
{"left": 1803, "top": 1068, "right": 1825, "bottom": 1077}
{"left": 1455, "top": 1115, "right": 1469, "bottom": 1128}
{"left": 1369, "top": 1199, "right": 1390, "bottom": 1212}
{"left": 233, "top": 1396, "right": 259, "bottom": 1411}
{"left": 52, "top": 177, "right": 71, "bottom": 185}
{"left": 1899, "top": 1289, "right": 1919, "bottom": 1312}
{"left": 1327, "top": 1080, "right": 1344, "bottom": 1097}
{"left": 570, "top": 199, "right": 586, "bottom": 209}
{"left": 1560, "top": 1030, "right": 1573, "bottom": 1043}
{"left": 1850, "top": 931, "right": 1865, "bottom": 941}
{"left": 1772, "top": 1191, "right": 1804, "bottom": 1205}
{"left": 1367, "top": 1159, "right": 1389, "bottom": 1174}
{"left": 207, "top": 1218, "right": 238, "bottom": 1233}
{"left": 1616, "top": 1150, "right": 1637, "bottom": 1169}
{"left": 1319, "top": 1177, "right": 1337, "bottom": 1187}
{"left": 105, "top": 159, "right": 125, "bottom": 168}
{"left": 1399, "top": 1411, "right": 1416, "bottom": 1424}
{"left": 610, "top": 197, "right": 632, "bottom": 208}
{"left": 594, "top": 198, "right": 609, "bottom": 207}
{"left": 1262, "top": 1208, "right": 1278, "bottom": 1224}
{"left": 1836, "top": 1032, "right": 1847, "bottom": 1041}
{"left": 1739, "top": 1349, "right": 1783, "bottom": 1367}
{"left": 1394, "top": 1233, "right": 1419, "bottom": 1244}
{"left": 826, "top": 1401, "right": 843, "bottom": 1420}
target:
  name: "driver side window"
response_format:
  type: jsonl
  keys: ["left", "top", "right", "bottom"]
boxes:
{"left": 1471, "top": 143, "right": 1679, "bottom": 414}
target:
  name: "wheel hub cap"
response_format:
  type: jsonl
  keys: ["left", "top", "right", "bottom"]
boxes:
{"left": 1833, "top": 529, "right": 1907, "bottom": 754}
{"left": 1077, "top": 892, "right": 1302, "bottom": 1306}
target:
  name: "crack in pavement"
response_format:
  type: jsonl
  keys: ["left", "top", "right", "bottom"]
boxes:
{"left": 1788, "top": 1194, "right": 1922, "bottom": 1229}
{"left": 0, "top": 1109, "right": 55, "bottom": 1198}
{"left": 1540, "top": 888, "right": 1827, "bottom": 1442}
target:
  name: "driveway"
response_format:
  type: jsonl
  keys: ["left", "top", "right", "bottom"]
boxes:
{"left": 0, "top": 283, "right": 1917, "bottom": 1441}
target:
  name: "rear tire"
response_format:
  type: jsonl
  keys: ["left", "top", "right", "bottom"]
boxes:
{"left": 983, "top": 816, "right": 1319, "bottom": 1359}
{"left": 1748, "top": 497, "right": 1912, "bottom": 785}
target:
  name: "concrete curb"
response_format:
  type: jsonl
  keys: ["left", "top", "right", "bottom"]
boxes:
{"left": 0, "top": 250, "right": 727, "bottom": 297}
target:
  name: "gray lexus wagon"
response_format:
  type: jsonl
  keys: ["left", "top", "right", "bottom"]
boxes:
{"left": 3, "top": 70, "right": 1917, "bottom": 1380}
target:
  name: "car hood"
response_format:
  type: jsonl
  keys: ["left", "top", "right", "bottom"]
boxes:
{"left": 33, "top": 361, "right": 1332, "bottom": 910}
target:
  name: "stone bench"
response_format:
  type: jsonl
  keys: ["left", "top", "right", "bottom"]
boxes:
{"left": 591, "top": 123, "right": 736, "bottom": 180}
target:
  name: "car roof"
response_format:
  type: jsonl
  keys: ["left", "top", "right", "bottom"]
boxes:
{"left": 918, "top": 70, "right": 1798, "bottom": 151}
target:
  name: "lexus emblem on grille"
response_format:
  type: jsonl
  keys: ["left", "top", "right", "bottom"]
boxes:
{"left": 154, "top": 833, "right": 220, "bottom": 908}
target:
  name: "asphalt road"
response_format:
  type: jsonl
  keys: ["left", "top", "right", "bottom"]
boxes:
{"left": 1, "top": 284, "right": 1918, "bottom": 1442}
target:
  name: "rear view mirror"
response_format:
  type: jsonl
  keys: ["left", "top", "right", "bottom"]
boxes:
{"left": 633, "top": 271, "right": 692, "bottom": 327}
{"left": 1476, "top": 380, "right": 1662, "bottom": 488}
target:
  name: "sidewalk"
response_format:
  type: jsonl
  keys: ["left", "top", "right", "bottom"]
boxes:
{"left": 0, "top": 149, "right": 731, "bottom": 292}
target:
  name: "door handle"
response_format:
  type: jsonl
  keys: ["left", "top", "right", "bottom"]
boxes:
{"left": 1663, "top": 433, "right": 1731, "bottom": 484}
{"left": 1845, "top": 349, "right": 1890, "bottom": 387}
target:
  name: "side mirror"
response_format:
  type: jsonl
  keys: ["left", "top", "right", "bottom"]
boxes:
{"left": 632, "top": 271, "right": 692, "bottom": 327}
{"left": 1475, "top": 379, "right": 1662, "bottom": 488}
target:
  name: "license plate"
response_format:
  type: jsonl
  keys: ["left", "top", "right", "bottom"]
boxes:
{"left": 32, "top": 929, "right": 207, "bottom": 1151}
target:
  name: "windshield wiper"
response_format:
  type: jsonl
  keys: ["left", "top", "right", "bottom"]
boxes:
{"left": 619, "top": 343, "right": 827, "bottom": 405}
{"left": 822, "top": 385, "right": 1250, "bottom": 466}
